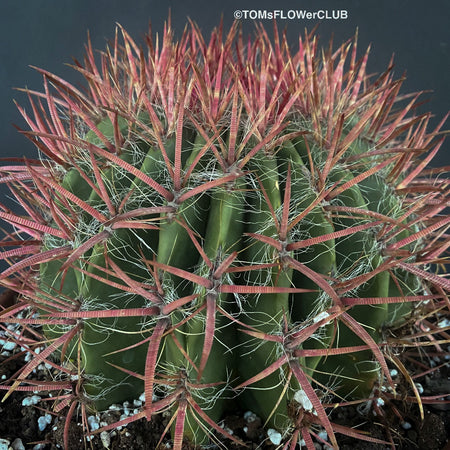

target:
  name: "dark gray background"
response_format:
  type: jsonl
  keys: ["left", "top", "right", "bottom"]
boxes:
{"left": 1, "top": 0, "right": 448, "bottom": 164}
{"left": 0, "top": 0, "right": 448, "bottom": 218}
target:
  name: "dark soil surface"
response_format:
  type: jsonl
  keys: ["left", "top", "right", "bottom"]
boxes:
{"left": 1, "top": 289, "right": 449, "bottom": 450}
{"left": 1, "top": 353, "right": 448, "bottom": 449}
{"left": 0, "top": 379, "right": 448, "bottom": 450}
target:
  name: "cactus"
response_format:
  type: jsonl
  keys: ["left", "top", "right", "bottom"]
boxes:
{"left": 0, "top": 21, "right": 449, "bottom": 449}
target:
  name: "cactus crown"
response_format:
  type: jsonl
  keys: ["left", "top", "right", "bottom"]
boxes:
{"left": 0, "top": 20, "right": 449, "bottom": 449}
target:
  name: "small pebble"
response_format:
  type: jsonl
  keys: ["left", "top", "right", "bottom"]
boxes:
{"left": 100, "top": 431, "right": 111, "bottom": 449}
{"left": 88, "top": 415, "right": 100, "bottom": 431}
{"left": 401, "top": 421, "right": 412, "bottom": 430}
{"left": 267, "top": 428, "right": 282, "bottom": 445}
{"left": 414, "top": 383, "right": 424, "bottom": 394}
{"left": 438, "top": 318, "right": 450, "bottom": 328}
{"left": 11, "top": 438, "right": 25, "bottom": 450}
{"left": 243, "top": 411, "right": 257, "bottom": 423}
{"left": 317, "top": 430, "right": 328, "bottom": 441}
{"left": 1, "top": 341, "right": 17, "bottom": 351}
{"left": 0, "top": 439, "right": 11, "bottom": 450}
{"left": 22, "top": 395, "right": 41, "bottom": 406}
{"left": 294, "top": 389, "right": 313, "bottom": 411}
{"left": 390, "top": 369, "right": 398, "bottom": 377}
{"left": 37, "top": 414, "right": 52, "bottom": 431}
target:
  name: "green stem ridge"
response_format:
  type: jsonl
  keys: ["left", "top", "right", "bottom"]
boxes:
{"left": 2, "top": 24, "right": 447, "bottom": 449}
{"left": 35, "top": 116, "right": 438, "bottom": 436}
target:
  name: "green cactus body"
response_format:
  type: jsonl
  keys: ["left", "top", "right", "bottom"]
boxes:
{"left": 236, "top": 151, "right": 296, "bottom": 429}
{"left": 277, "top": 140, "right": 337, "bottom": 376}
{"left": 357, "top": 174, "right": 420, "bottom": 326}
{"left": 184, "top": 178, "right": 246, "bottom": 442}
{"left": 78, "top": 233, "right": 149, "bottom": 409}
{"left": 1, "top": 22, "right": 448, "bottom": 450}
{"left": 157, "top": 137, "right": 212, "bottom": 374}
{"left": 310, "top": 165, "right": 389, "bottom": 397}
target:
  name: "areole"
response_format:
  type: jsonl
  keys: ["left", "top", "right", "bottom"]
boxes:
{"left": 0, "top": 19, "right": 448, "bottom": 449}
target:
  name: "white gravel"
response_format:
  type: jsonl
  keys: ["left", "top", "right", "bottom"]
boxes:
{"left": 267, "top": 428, "right": 282, "bottom": 445}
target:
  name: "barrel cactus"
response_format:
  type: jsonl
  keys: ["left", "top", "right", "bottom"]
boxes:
{"left": 0, "top": 21, "right": 449, "bottom": 449}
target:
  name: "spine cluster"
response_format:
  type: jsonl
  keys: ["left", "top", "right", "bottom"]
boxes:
{"left": 0, "top": 21, "right": 448, "bottom": 449}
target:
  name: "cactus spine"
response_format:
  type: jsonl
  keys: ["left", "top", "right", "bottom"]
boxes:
{"left": 0, "top": 21, "right": 448, "bottom": 449}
